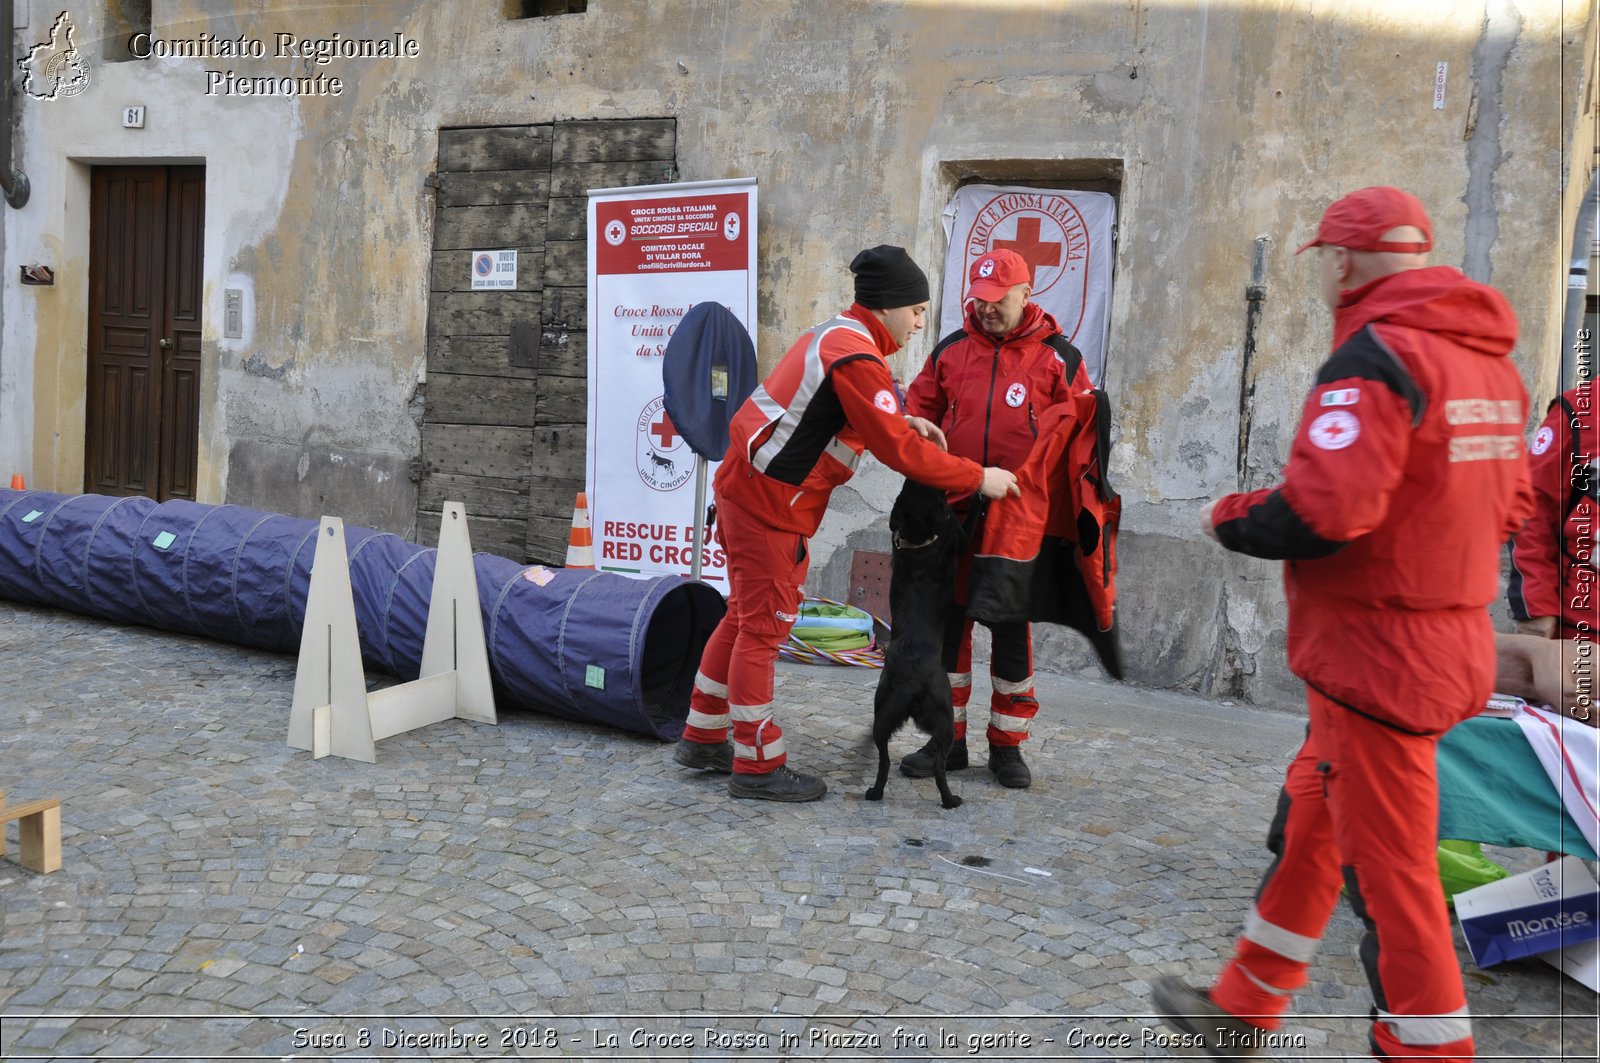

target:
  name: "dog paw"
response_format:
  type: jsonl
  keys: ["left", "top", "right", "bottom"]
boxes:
{"left": 941, "top": 795, "right": 963, "bottom": 810}
{"left": 865, "top": 788, "right": 884, "bottom": 802}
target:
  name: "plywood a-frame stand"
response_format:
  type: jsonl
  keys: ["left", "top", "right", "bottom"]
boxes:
{"left": 287, "top": 502, "right": 496, "bottom": 763}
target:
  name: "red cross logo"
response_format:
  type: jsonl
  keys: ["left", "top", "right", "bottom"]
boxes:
{"left": 650, "top": 414, "right": 680, "bottom": 448}
{"left": 994, "top": 217, "right": 1062, "bottom": 279}
{"left": 1308, "top": 411, "right": 1359, "bottom": 451}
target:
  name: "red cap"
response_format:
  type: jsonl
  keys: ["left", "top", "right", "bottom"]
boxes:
{"left": 1294, "top": 186, "right": 1434, "bottom": 255}
{"left": 967, "top": 249, "right": 1032, "bottom": 302}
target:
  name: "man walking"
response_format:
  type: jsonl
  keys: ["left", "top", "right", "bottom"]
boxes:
{"left": 672, "top": 245, "right": 1019, "bottom": 802}
{"left": 898, "top": 248, "right": 1093, "bottom": 788}
{"left": 1151, "top": 187, "right": 1531, "bottom": 1062}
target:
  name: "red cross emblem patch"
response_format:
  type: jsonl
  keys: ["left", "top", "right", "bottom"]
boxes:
{"left": 1308, "top": 410, "right": 1360, "bottom": 451}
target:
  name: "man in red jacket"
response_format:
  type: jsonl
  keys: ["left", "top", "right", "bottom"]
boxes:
{"left": 1151, "top": 187, "right": 1532, "bottom": 1062}
{"left": 1507, "top": 382, "right": 1597, "bottom": 640}
{"left": 898, "top": 248, "right": 1093, "bottom": 789}
{"left": 672, "top": 245, "right": 1020, "bottom": 802}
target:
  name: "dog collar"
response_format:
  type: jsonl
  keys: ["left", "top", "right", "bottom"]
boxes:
{"left": 892, "top": 533, "right": 939, "bottom": 550}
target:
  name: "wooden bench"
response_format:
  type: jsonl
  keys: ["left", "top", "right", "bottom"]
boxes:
{"left": 0, "top": 791, "right": 61, "bottom": 873}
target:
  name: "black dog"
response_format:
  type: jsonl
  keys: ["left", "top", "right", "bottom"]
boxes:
{"left": 865, "top": 479, "right": 965, "bottom": 810}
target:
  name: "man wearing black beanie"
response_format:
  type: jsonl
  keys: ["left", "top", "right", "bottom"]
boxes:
{"left": 673, "top": 245, "right": 1020, "bottom": 801}
{"left": 850, "top": 244, "right": 931, "bottom": 310}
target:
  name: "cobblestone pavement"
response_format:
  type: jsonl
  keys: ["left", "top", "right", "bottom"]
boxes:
{"left": 0, "top": 599, "right": 1594, "bottom": 1061}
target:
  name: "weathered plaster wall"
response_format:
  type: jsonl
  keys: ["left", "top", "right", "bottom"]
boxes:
{"left": 2, "top": 0, "right": 1591, "bottom": 705}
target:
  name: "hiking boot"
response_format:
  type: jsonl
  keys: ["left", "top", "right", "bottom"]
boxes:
{"left": 988, "top": 743, "right": 1032, "bottom": 789}
{"left": 899, "top": 737, "right": 969, "bottom": 778}
{"left": 727, "top": 765, "right": 827, "bottom": 802}
{"left": 673, "top": 737, "right": 732, "bottom": 773}
{"left": 1149, "top": 975, "right": 1266, "bottom": 1059}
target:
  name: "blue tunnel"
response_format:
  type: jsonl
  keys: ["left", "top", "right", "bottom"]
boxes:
{"left": 0, "top": 489, "right": 725, "bottom": 740}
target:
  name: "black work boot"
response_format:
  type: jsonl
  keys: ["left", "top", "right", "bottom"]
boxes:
{"left": 899, "top": 737, "right": 969, "bottom": 778}
{"left": 672, "top": 737, "right": 732, "bottom": 773}
{"left": 727, "top": 765, "right": 827, "bottom": 802}
{"left": 1149, "top": 975, "right": 1266, "bottom": 1059}
{"left": 987, "top": 743, "right": 1031, "bottom": 789}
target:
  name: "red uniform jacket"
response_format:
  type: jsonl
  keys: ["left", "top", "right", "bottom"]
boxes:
{"left": 1507, "top": 383, "right": 1598, "bottom": 637}
{"left": 1211, "top": 266, "right": 1532, "bottom": 734}
{"left": 905, "top": 301, "right": 1093, "bottom": 476}
{"left": 715, "top": 305, "right": 982, "bottom": 536}
{"left": 965, "top": 386, "right": 1123, "bottom": 678}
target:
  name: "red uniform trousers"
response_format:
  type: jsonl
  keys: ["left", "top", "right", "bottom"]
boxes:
{"left": 1211, "top": 687, "right": 1474, "bottom": 1062}
{"left": 680, "top": 497, "right": 806, "bottom": 775}
{"left": 942, "top": 616, "right": 1038, "bottom": 747}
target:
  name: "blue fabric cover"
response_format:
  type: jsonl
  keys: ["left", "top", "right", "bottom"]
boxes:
{"left": 0, "top": 489, "right": 723, "bottom": 740}
{"left": 661, "top": 300, "right": 758, "bottom": 460}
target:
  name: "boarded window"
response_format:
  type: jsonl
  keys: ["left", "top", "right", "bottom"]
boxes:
{"left": 507, "top": 0, "right": 587, "bottom": 17}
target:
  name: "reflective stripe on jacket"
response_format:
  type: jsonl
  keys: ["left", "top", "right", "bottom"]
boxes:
{"left": 715, "top": 304, "right": 981, "bottom": 536}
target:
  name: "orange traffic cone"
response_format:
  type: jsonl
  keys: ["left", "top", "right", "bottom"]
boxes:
{"left": 8, "top": 474, "right": 22, "bottom": 490}
{"left": 564, "top": 492, "right": 595, "bottom": 569}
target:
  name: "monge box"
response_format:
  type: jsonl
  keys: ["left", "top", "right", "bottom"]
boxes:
{"left": 1455, "top": 855, "right": 1600, "bottom": 969}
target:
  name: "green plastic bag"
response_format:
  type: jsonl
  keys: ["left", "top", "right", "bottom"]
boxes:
{"left": 1437, "top": 839, "right": 1510, "bottom": 905}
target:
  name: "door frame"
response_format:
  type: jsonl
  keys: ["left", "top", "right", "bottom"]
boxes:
{"left": 61, "top": 156, "right": 213, "bottom": 500}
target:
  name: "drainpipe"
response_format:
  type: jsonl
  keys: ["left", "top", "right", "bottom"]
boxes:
{"left": 1235, "top": 236, "right": 1269, "bottom": 491}
{"left": 0, "top": 0, "right": 28, "bottom": 208}
{"left": 1562, "top": 163, "right": 1598, "bottom": 387}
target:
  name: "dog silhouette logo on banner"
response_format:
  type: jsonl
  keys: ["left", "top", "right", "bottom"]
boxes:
{"left": 636, "top": 396, "right": 695, "bottom": 492}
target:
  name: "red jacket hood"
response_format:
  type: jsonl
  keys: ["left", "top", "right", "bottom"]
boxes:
{"left": 1332, "top": 266, "right": 1517, "bottom": 355}
{"left": 963, "top": 300, "right": 1061, "bottom": 348}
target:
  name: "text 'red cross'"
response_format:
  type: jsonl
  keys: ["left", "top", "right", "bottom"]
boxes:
{"left": 651, "top": 414, "right": 679, "bottom": 448}
{"left": 994, "top": 217, "right": 1062, "bottom": 281}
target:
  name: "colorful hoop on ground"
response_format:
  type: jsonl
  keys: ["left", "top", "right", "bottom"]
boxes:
{"left": 776, "top": 596, "right": 889, "bottom": 668}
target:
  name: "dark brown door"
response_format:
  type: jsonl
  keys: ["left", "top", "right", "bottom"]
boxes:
{"left": 86, "top": 165, "right": 204, "bottom": 499}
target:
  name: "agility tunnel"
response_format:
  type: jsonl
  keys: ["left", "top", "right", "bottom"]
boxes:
{"left": 0, "top": 489, "right": 724, "bottom": 740}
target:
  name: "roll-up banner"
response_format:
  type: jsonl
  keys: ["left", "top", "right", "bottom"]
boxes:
{"left": 586, "top": 178, "right": 757, "bottom": 587}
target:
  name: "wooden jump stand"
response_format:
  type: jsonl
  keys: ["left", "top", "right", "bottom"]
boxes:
{"left": 0, "top": 791, "right": 61, "bottom": 873}
{"left": 287, "top": 502, "right": 497, "bottom": 763}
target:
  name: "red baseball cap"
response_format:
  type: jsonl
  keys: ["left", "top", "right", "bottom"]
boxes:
{"left": 967, "top": 249, "right": 1032, "bottom": 302}
{"left": 1294, "top": 186, "right": 1434, "bottom": 255}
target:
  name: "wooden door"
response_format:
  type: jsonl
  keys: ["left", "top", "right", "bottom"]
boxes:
{"left": 86, "top": 165, "right": 205, "bottom": 499}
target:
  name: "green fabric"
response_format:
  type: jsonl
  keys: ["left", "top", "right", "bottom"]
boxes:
{"left": 792, "top": 625, "right": 871, "bottom": 651}
{"left": 787, "top": 599, "right": 875, "bottom": 651}
{"left": 1437, "top": 839, "right": 1510, "bottom": 902}
{"left": 1436, "top": 715, "right": 1597, "bottom": 860}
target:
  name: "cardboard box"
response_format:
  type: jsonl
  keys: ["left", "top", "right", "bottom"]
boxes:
{"left": 1455, "top": 856, "right": 1600, "bottom": 969}
{"left": 1539, "top": 938, "right": 1600, "bottom": 992}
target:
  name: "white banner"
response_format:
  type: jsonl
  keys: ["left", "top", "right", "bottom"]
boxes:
{"left": 586, "top": 178, "right": 757, "bottom": 587}
{"left": 941, "top": 185, "right": 1116, "bottom": 385}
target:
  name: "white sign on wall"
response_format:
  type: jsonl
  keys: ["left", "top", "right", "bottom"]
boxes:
{"left": 940, "top": 185, "right": 1116, "bottom": 385}
{"left": 468, "top": 249, "right": 517, "bottom": 290}
{"left": 585, "top": 178, "right": 758, "bottom": 586}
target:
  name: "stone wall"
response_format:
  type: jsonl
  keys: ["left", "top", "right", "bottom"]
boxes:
{"left": 2, "top": 0, "right": 1592, "bottom": 706}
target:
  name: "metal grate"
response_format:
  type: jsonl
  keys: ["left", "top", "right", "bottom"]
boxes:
{"left": 848, "top": 549, "right": 892, "bottom": 626}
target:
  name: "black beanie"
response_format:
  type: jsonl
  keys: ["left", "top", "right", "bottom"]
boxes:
{"left": 850, "top": 245, "right": 930, "bottom": 309}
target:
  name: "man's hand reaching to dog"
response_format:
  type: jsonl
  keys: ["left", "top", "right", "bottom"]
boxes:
{"left": 904, "top": 415, "right": 949, "bottom": 450}
{"left": 979, "top": 467, "right": 1021, "bottom": 500}
{"left": 898, "top": 414, "right": 1014, "bottom": 497}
